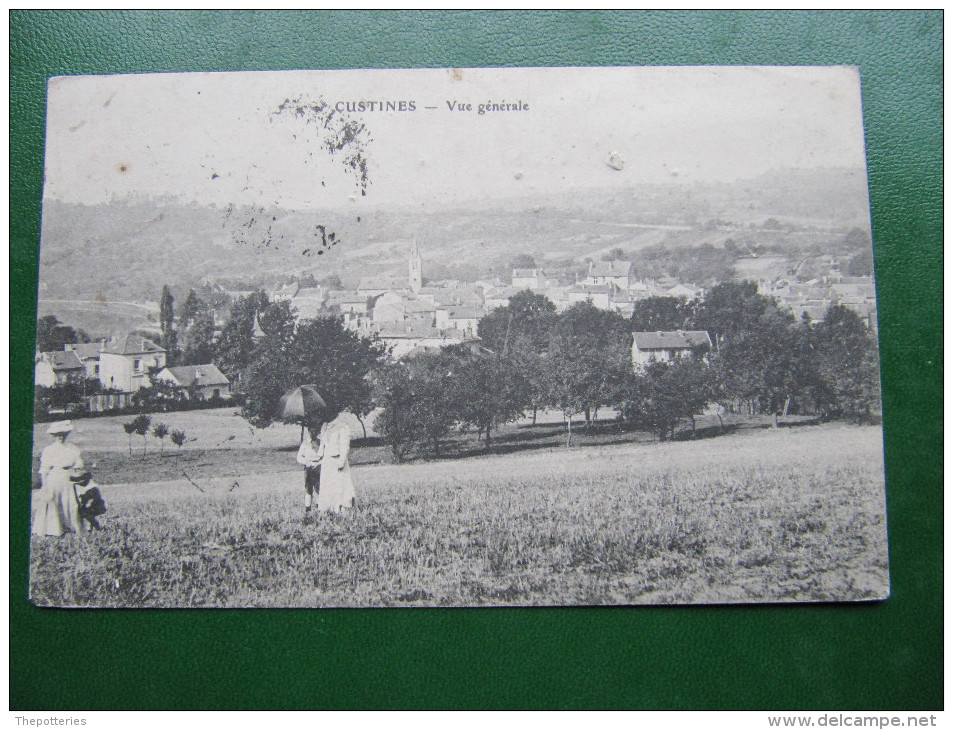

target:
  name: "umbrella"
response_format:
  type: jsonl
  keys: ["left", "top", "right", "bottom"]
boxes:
{"left": 278, "top": 385, "right": 329, "bottom": 426}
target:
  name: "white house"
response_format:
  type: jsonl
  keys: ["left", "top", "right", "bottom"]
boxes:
{"left": 98, "top": 335, "right": 167, "bottom": 392}
{"left": 584, "top": 260, "right": 632, "bottom": 288}
{"left": 631, "top": 330, "right": 712, "bottom": 369}
{"left": 373, "top": 321, "right": 472, "bottom": 359}
{"left": 511, "top": 268, "right": 545, "bottom": 290}
{"left": 156, "top": 364, "right": 231, "bottom": 401}
{"left": 34, "top": 350, "right": 85, "bottom": 387}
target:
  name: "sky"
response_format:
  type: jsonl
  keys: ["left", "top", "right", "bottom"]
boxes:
{"left": 43, "top": 66, "right": 869, "bottom": 211}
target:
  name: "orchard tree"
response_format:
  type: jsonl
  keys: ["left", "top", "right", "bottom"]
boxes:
{"left": 122, "top": 421, "right": 137, "bottom": 456}
{"left": 152, "top": 422, "right": 170, "bottom": 454}
{"left": 170, "top": 429, "right": 187, "bottom": 465}
{"left": 623, "top": 356, "right": 714, "bottom": 440}
{"left": 442, "top": 344, "right": 529, "bottom": 447}
{"left": 692, "top": 281, "right": 807, "bottom": 419}
{"left": 373, "top": 352, "right": 459, "bottom": 459}
{"left": 478, "top": 290, "right": 556, "bottom": 423}
{"left": 371, "top": 361, "right": 422, "bottom": 462}
{"left": 131, "top": 414, "right": 152, "bottom": 456}
{"left": 540, "top": 302, "right": 632, "bottom": 445}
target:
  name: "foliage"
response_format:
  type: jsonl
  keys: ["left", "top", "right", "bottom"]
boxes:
{"left": 130, "top": 414, "right": 152, "bottom": 456}
{"left": 630, "top": 242, "right": 736, "bottom": 287}
{"left": 808, "top": 304, "right": 882, "bottom": 422}
{"left": 630, "top": 296, "right": 695, "bottom": 332}
{"left": 122, "top": 421, "right": 137, "bottom": 456}
{"left": 372, "top": 354, "right": 460, "bottom": 461}
{"left": 846, "top": 247, "right": 875, "bottom": 277}
{"left": 35, "top": 315, "right": 90, "bottom": 353}
{"left": 440, "top": 345, "right": 530, "bottom": 446}
{"left": 132, "top": 378, "right": 188, "bottom": 413}
{"left": 159, "top": 285, "right": 178, "bottom": 362}
{"left": 214, "top": 290, "right": 270, "bottom": 385}
{"left": 539, "top": 303, "right": 632, "bottom": 444}
{"left": 692, "top": 281, "right": 805, "bottom": 416}
{"left": 152, "top": 422, "right": 170, "bottom": 453}
{"left": 178, "top": 310, "right": 217, "bottom": 366}
{"left": 371, "top": 362, "right": 423, "bottom": 463}
{"left": 622, "top": 357, "right": 714, "bottom": 440}
{"left": 241, "top": 312, "right": 389, "bottom": 430}
{"left": 478, "top": 290, "right": 556, "bottom": 354}
{"left": 170, "top": 429, "right": 187, "bottom": 464}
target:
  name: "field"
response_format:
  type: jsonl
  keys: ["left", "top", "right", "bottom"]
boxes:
{"left": 28, "top": 410, "right": 889, "bottom": 607}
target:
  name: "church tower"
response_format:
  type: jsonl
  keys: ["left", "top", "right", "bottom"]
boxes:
{"left": 408, "top": 238, "right": 422, "bottom": 294}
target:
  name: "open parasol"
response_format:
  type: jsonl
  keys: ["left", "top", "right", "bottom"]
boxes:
{"left": 278, "top": 385, "right": 329, "bottom": 426}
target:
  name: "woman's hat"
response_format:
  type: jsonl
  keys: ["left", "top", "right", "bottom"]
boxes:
{"left": 47, "top": 420, "right": 73, "bottom": 435}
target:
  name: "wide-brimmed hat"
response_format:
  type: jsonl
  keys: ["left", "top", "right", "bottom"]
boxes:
{"left": 47, "top": 420, "right": 73, "bottom": 435}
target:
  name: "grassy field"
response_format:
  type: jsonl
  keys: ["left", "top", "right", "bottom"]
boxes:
{"left": 29, "top": 410, "right": 889, "bottom": 608}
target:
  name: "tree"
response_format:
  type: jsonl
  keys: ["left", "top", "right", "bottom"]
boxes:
{"left": 372, "top": 361, "right": 422, "bottom": 462}
{"left": 846, "top": 247, "right": 875, "bottom": 277}
{"left": 510, "top": 254, "right": 536, "bottom": 270}
{"left": 215, "top": 290, "right": 270, "bottom": 386}
{"left": 152, "top": 422, "right": 170, "bottom": 454}
{"left": 441, "top": 344, "right": 529, "bottom": 447}
{"left": 131, "top": 414, "right": 152, "bottom": 456}
{"left": 132, "top": 378, "right": 187, "bottom": 412}
{"left": 540, "top": 303, "right": 632, "bottom": 445}
{"left": 318, "top": 273, "right": 343, "bottom": 290}
{"left": 478, "top": 290, "right": 557, "bottom": 423}
{"left": 691, "top": 281, "right": 807, "bottom": 419}
{"left": 122, "top": 421, "right": 137, "bottom": 456}
{"left": 179, "top": 289, "right": 203, "bottom": 327}
{"left": 170, "top": 429, "right": 187, "bottom": 465}
{"left": 373, "top": 353, "right": 459, "bottom": 460}
{"left": 478, "top": 290, "right": 556, "bottom": 354}
{"left": 36, "top": 315, "right": 89, "bottom": 352}
{"left": 159, "top": 285, "right": 178, "bottom": 363}
{"left": 630, "top": 296, "right": 694, "bottom": 332}
{"left": 810, "top": 304, "right": 881, "bottom": 422}
{"left": 623, "top": 356, "right": 714, "bottom": 440}
{"left": 241, "top": 313, "right": 388, "bottom": 430}
{"left": 179, "top": 310, "right": 217, "bottom": 366}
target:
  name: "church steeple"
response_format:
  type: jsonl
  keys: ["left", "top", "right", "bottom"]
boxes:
{"left": 409, "top": 238, "right": 422, "bottom": 293}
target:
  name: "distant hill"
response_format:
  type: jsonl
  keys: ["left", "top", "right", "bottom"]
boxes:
{"left": 37, "top": 167, "right": 872, "bottom": 309}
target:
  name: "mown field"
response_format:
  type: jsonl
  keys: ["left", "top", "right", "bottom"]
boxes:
{"left": 29, "top": 415, "right": 889, "bottom": 608}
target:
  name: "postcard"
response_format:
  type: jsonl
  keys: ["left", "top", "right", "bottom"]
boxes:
{"left": 29, "top": 66, "right": 887, "bottom": 607}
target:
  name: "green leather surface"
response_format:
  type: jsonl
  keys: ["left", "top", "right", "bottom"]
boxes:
{"left": 10, "top": 10, "right": 942, "bottom": 710}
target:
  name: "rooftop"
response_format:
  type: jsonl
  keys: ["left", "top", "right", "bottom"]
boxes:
{"left": 162, "top": 364, "right": 230, "bottom": 388}
{"left": 102, "top": 335, "right": 166, "bottom": 356}
{"left": 632, "top": 330, "right": 712, "bottom": 350}
{"left": 39, "top": 350, "right": 84, "bottom": 371}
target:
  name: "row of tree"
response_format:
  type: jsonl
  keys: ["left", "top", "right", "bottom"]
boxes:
{"left": 37, "top": 277, "right": 881, "bottom": 458}
{"left": 142, "top": 281, "right": 881, "bottom": 461}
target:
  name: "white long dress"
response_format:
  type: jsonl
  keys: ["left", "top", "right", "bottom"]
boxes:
{"left": 32, "top": 441, "right": 87, "bottom": 536}
{"left": 317, "top": 417, "right": 356, "bottom": 511}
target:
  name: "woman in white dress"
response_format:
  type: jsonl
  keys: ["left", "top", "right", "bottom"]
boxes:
{"left": 32, "top": 420, "right": 89, "bottom": 537}
{"left": 316, "top": 411, "right": 356, "bottom": 512}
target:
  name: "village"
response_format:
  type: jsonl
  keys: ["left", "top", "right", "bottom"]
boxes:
{"left": 34, "top": 236, "right": 878, "bottom": 418}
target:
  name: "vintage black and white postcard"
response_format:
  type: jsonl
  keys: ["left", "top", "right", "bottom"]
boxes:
{"left": 30, "top": 66, "right": 887, "bottom": 607}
